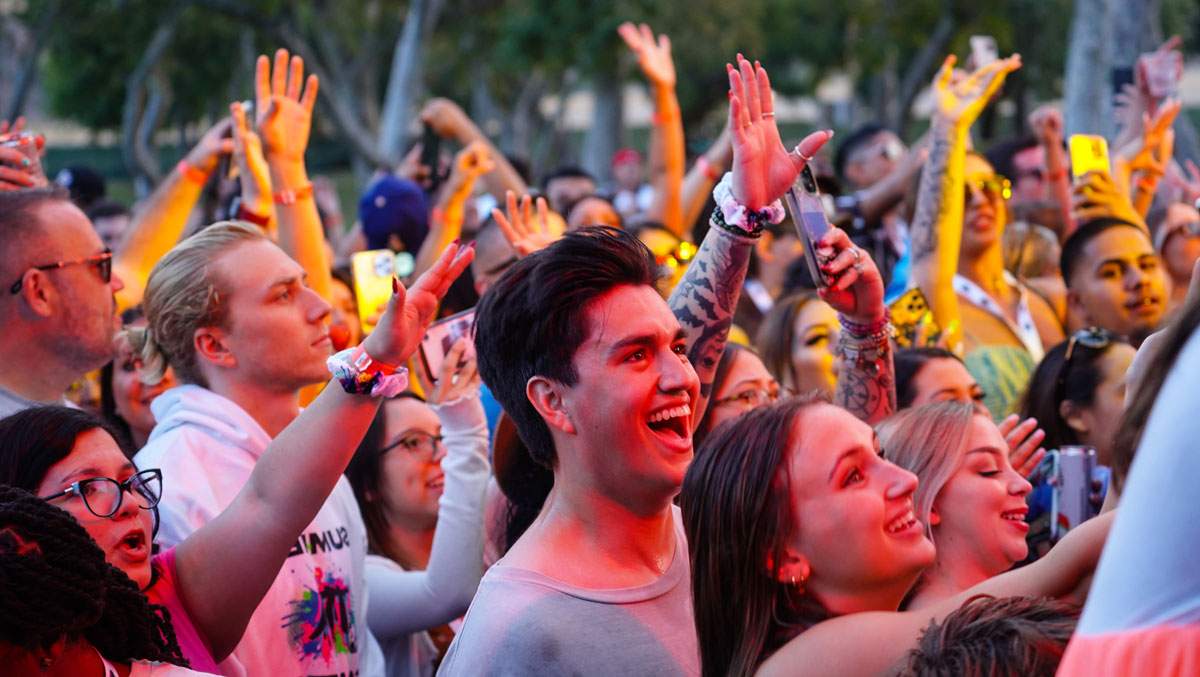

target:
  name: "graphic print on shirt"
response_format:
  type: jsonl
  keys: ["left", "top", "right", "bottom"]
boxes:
{"left": 282, "top": 566, "right": 359, "bottom": 665}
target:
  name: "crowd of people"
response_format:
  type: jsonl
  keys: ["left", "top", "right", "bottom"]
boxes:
{"left": 0, "top": 20, "right": 1197, "bottom": 677}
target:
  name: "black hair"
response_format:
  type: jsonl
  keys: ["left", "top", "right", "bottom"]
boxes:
{"left": 1018, "top": 332, "right": 1125, "bottom": 455}
{"left": 983, "top": 135, "right": 1040, "bottom": 183}
{"left": 899, "top": 595, "right": 1079, "bottom": 677}
{"left": 894, "top": 347, "right": 965, "bottom": 410}
{"left": 0, "top": 186, "right": 73, "bottom": 281}
{"left": 473, "top": 226, "right": 659, "bottom": 544}
{"left": 833, "top": 123, "right": 888, "bottom": 181}
{"left": 0, "top": 406, "right": 135, "bottom": 491}
{"left": 694, "top": 343, "right": 750, "bottom": 449}
{"left": 344, "top": 392, "right": 427, "bottom": 567}
{"left": 0, "top": 485, "right": 187, "bottom": 665}
{"left": 539, "top": 165, "right": 596, "bottom": 192}
{"left": 1059, "top": 217, "right": 1147, "bottom": 286}
{"left": 100, "top": 307, "right": 149, "bottom": 456}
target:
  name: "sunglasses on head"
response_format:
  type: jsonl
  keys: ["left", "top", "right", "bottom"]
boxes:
{"left": 9, "top": 248, "right": 114, "bottom": 295}
{"left": 1055, "top": 327, "right": 1115, "bottom": 399}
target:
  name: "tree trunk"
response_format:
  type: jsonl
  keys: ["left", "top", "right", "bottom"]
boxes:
{"left": 378, "top": 0, "right": 446, "bottom": 162}
{"left": 1064, "top": 0, "right": 1114, "bottom": 137}
{"left": 122, "top": 6, "right": 182, "bottom": 196}
{"left": 2, "top": 0, "right": 60, "bottom": 123}
{"left": 892, "top": 12, "right": 955, "bottom": 134}
{"left": 582, "top": 70, "right": 622, "bottom": 183}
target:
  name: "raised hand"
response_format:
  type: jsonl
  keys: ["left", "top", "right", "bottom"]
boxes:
{"left": 181, "top": 117, "right": 234, "bottom": 176}
{"left": 814, "top": 227, "right": 884, "bottom": 324}
{"left": 420, "top": 98, "right": 471, "bottom": 140}
{"left": 931, "top": 54, "right": 1021, "bottom": 128}
{"left": 362, "top": 242, "right": 475, "bottom": 367}
{"left": 230, "top": 102, "right": 273, "bottom": 216}
{"left": 726, "top": 54, "right": 831, "bottom": 210}
{"left": 492, "top": 190, "right": 563, "bottom": 257}
{"left": 1124, "top": 99, "right": 1180, "bottom": 178}
{"left": 1071, "top": 170, "right": 1144, "bottom": 227}
{"left": 998, "top": 414, "right": 1047, "bottom": 478}
{"left": 0, "top": 137, "right": 48, "bottom": 191}
{"left": 415, "top": 338, "right": 481, "bottom": 405}
{"left": 254, "top": 48, "right": 319, "bottom": 164}
{"left": 0, "top": 117, "right": 25, "bottom": 137}
{"left": 1165, "top": 159, "right": 1200, "bottom": 205}
{"left": 1028, "top": 105, "right": 1063, "bottom": 146}
{"left": 618, "top": 22, "right": 675, "bottom": 88}
{"left": 448, "top": 141, "right": 495, "bottom": 189}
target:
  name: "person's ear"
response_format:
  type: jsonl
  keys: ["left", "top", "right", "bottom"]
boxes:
{"left": 1059, "top": 400, "right": 1089, "bottom": 435}
{"left": 527, "top": 376, "right": 576, "bottom": 435}
{"left": 16, "top": 270, "right": 55, "bottom": 318}
{"left": 193, "top": 326, "right": 236, "bottom": 370}
{"left": 768, "top": 545, "right": 812, "bottom": 588}
{"left": 1066, "top": 288, "right": 1090, "bottom": 324}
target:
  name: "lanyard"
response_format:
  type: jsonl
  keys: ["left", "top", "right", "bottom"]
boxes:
{"left": 953, "top": 272, "right": 1044, "bottom": 361}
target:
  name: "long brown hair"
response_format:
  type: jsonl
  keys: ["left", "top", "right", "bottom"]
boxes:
{"left": 1111, "top": 290, "right": 1200, "bottom": 493}
{"left": 680, "top": 395, "right": 830, "bottom": 677}
{"left": 755, "top": 291, "right": 820, "bottom": 391}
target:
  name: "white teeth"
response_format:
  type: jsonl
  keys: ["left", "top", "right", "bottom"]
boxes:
{"left": 648, "top": 404, "right": 691, "bottom": 424}
{"left": 886, "top": 510, "right": 916, "bottom": 534}
{"left": 1002, "top": 512, "right": 1025, "bottom": 521}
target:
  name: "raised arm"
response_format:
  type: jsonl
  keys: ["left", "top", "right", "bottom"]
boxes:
{"left": 681, "top": 125, "right": 732, "bottom": 232}
{"left": 367, "top": 342, "right": 490, "bottom": 638}
{"left": 910, "top": 55, "right": 1021, "bottom": 354}
{"left": 671, "top": 55, "right": 831, "bottom": 420}
{"left": 817, "top": 228, "right": 896, "bottom": 424}
{"left": 1028, "top": 106, "right": 1075, "bottom": 240}
{"left": 619, "top": 23, "right": 684, "bottom": 235}
{"left": 421, "top": 98, "right": 528, "bottom": 199}
{"left": 112, "top": 119, "right": 232, "bottom": 311}
{"left": 256, "top": 48, "right": 332, "bottom": 303}
{"left": 171, "top": 242, "right": 474, "bottom": 661}
{"left": 412, "top": 141, "right": 495, "bottom": 280}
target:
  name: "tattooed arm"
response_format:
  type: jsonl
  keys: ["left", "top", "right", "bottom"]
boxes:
{"left": 910, "top": 54, "right": 1023, "bottom": 354}
{"left": 669, "top": 221, "right": 755, "bottom": 422}
{"left": 835, "top": 337, "right": 895, "bottom": 425}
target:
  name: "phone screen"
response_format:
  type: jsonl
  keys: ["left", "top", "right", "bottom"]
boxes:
{"left": 420, "top": 124, "right": 442, "bottom": 193}
{"left": 351, "top": 250, "right": 413, "bottom": 333}
{"left": 418, "top": 309, "right": 476, "bottom": 383}
{"left": 969, "top": 35, "right": 998, "bottom": 69}
{"left": 783, "top": 166, "right": 831, "bottom": 287}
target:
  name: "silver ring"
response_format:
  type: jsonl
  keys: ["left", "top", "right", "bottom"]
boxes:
{"left": 849, "top": 247, "right": 861, "bottom": 262}
{"left": 853, "top": 260, "right": 865, "bottom": 273}
{"left": 797, "top": 149, "right": 813, "bottom": 163}
{"left": 763, "top": 112, "right": 776, "bottom": 118}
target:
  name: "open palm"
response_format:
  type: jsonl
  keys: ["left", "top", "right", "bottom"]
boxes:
{"left": 255, "top": 48, "right": 319, "bottom": 164}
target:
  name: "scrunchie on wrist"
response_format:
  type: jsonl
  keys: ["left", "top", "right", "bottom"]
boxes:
{"left": 712, "top": 173, "right": 786, "bottom": 235}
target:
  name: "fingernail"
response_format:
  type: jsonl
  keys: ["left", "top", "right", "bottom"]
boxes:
{"left": 467, "top": 240, "right": 477, "bottom": 250}
{"left": 451, "top": 237, "right": 461, "bottom": 246}
{"left": 826, "top": 129, "right": 835, "bottom": 138}
{"left": 392, "top": 276, "right": 400, "bottom": 294}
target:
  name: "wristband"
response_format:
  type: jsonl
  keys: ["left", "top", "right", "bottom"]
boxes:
{"left": 696, "top": 156, "right": 721, "bottom": 182}
{"left": 236, "top": 204, "right": 272, "bottom": 227}
{"left": 177, "top": 160, "right": 209, "bottom": 185}
{"left": 839, "top": 310, "right": 890, "bottom": 338}
{"left": 837, "top": 326, "right": 892, "bottom": 376}
{"left": 712, "top": 172, "right": 786, "bottom": 234}
{"left": 274, "top": 182, "right": 314, "bottom": 205}
{"left": 327, "top": 345, "right": 408, "bottom": 397}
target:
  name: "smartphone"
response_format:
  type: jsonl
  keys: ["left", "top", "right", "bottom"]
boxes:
{"left": 1139, "top": 49, "right": 1181, "bottom": 99}
{"left": 1049, "top": 446, "right": 1099, "bottom": 540}
{"left": 1068, "top": 134, "right": 1111, "bottom": 179}
{"left": 350, "top": 249, "right": 416, "bottom": 333}
{"left": 420, "top": 123, "right": 442, "bottom": 193}
{"left": 224, "top": 100, "right": 254, "bottom": 181}
{"left": 969, "top": 35, "right": 998, "bottom": 69}
{"left": 783, "top": 165, "right": 831, "bottom": 287}
{"left": 418, "top": 309, "right": 476, "bottom": 384}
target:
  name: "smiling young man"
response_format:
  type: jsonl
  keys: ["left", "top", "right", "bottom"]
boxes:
{"left": 1061, "top": 217, "right": 1168, "bottom": 347}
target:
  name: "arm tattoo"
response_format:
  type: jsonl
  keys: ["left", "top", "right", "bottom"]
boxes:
{"left": 668, "top": 222, "right": 753, "bottom": 411}
{"left": 909, "top": 125, "right": 955, "bottom": 264}
{"left": 834, "top": 340, "right": 896, "bottom": 425}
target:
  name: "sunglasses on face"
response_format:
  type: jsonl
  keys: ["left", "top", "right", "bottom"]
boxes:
{"left": 9, "top": 248, "right": 114, "bottom": 295}
{"left": 964, "top": 176, "right": 1013, "bottom": 203}
{"left": 40, "top": 468, "right": 162, "bottom": 519}
{"left": 655, "top": 240, "right": 698, "bottom": 272}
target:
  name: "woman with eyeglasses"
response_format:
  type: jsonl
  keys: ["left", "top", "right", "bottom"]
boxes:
{"left": 344, "top": 338, "right": 490, "bottom": 677}
{"left": 0, "top": 242, "right": 476, "bottom": 672}
{"left": 693, "top": 343, "right": 780, "bottom": 449}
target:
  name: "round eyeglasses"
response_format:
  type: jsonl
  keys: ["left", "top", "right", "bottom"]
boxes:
{"left": 380, "top": 430, "right": 445, "bottom": 458}
{"left": 40, "top": 468, "right": 162, "bottom": 519}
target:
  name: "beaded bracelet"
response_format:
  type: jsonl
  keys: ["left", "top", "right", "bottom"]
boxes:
{"left": 711, "top": 203, "right": 764, "bottom": 239}
{"left": 837, "top": 327, "right": 892, "bottom": 376}
{"left": 839, "top": 310, "right": 891, "bottom": 337}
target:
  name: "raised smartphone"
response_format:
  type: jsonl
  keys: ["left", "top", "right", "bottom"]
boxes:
{"left": 420, "top": 123, "right": 442, "bottom": 193}
{"left": 969, "top": 35, "right": 998, "bottom": 69}
{"left": 1068, "top": 134, "right": 1111, "bottom": 179}
{"left": 350, "top": 249, "right": 415, "bottom": 333}
{"left": 418, "top": 309, "right": 476, "bottom": 384}
{"left": 783, "top": 165, "right": 831, "bottom": 287}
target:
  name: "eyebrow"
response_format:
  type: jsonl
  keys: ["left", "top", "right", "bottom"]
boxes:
{"left": 606, "top": 328, "right": 687, "bottom": 359}
{"left": 60, "top": 463, "right": 135, "bottom": 485}
{"left": 828, "top": 447, "right": 862, "bottom": 483}
{"left": 965, "top": 446, "right": 1005, "bottom": 458}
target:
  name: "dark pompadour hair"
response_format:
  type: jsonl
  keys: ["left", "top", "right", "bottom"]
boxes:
{"left": 473, "top": 226, "right": 658, "bottom": 537}
{"left": 834, "top": 123, "right": 888, "bottom": 180}
{"left": 1059, "top": 217, "right": 1147, "bottom": 287}
{"left": 899, "top": 595, "right": 1079, "bottom": 677}
{"left": 983, "top": 135, "right": 1040, "bottom": 183}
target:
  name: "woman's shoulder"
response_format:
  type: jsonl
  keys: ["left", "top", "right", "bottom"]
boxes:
{"left": 756, "top": 609, "right": 932, "bottom": 677}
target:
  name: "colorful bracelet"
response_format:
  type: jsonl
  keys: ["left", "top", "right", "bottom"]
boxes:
{"left": 837, "top": 328, "right": 892, "bottom": 376}
{"left": 839, "top": 310, "right": 891, "bottom": 338}
{"left": 176, "top": 160, "right": 210, "bottom": 185}
{"left": 236, "top": 204, "right": 272, "bottom": 227}
{"left": 696, "top": 156, "right": 721, "bottom": 182}
{"left": 327, "top": 345, "right": 408, "bottom": 397}
{"left": 711, "top": 172, "right": 786, "bottom": 234}
{"left": 274, "top": 182, "right": 314, "bottom": 205}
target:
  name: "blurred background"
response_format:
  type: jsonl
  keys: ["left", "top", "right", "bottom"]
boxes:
{"left": 2, "top": 0, "right": 1197, "bottom": 208}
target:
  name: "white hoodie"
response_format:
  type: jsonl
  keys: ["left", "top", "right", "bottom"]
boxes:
{"left": 135, "top": 385, "right": 383, "bottom": 677}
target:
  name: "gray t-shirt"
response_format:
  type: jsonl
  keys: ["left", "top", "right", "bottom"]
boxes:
{"left": 438, "top": 511, "right": 699, "bottom": 676}
{"left": 0, "top": 387, "right": 74, "bottom": 420}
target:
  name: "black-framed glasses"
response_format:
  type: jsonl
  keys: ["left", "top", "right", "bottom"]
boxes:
{"left": 40, "top": 468, "right": 162, "bottom": 519}
{"left": 714, "top": 386, "right": 780, "bottom": 410}
{"left": 1056, "top": 327, "right": 1115, "bottom": 398}
{"left": 380, "top": 430, "right": 445, "bottom": 458}
{"left": 9, "top": 248, "right": 114, "bottom": 294}
{"left": 964, "top": 176, "right": 1013, "bottom": 203}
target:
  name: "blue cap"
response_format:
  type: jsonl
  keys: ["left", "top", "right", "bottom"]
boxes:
{"left": 358, "top": 175, "right": 429, "bottom": 253}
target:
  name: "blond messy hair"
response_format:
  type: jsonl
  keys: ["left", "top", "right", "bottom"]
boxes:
{"left": 127, "top": 221, "right": 267, "bottom": 387}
